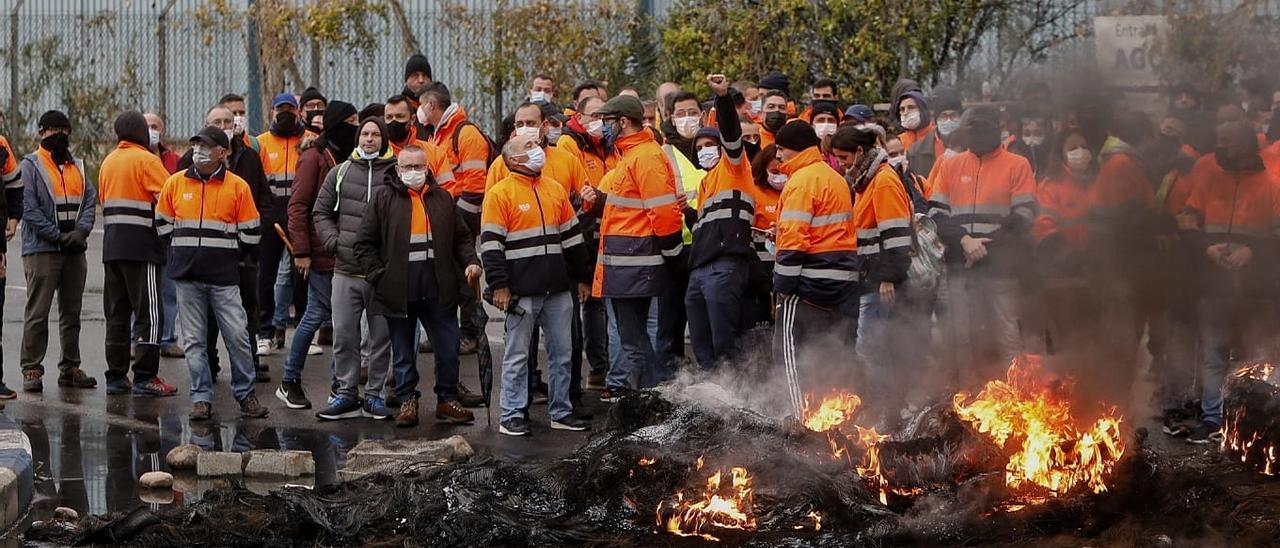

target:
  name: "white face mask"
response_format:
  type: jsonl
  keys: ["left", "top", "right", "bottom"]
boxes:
{"left": 814, "top": 122, "right": 837, "bottom": 139}
{"left": 357, "top": 148, "right": 379, "bottom": 160}
{"left": 750, "top": 99, "right": 763, "bottom": 115}
{"left": 1066, "top": 148, "right": 1092, "bottom": 172}
{"left": 546, "top": 127, "right": 563, "bottom": 143}
{"left": 530, "top": 90, "right": 549, "bottom": 103}
{"left": 901, "top": 111, "right": 922, "bottom": 130}
{"left": 888, "top": 155, "right": 907, "bottom": 170}
{"left": 674, "top": 116, "right": 700, "bottom": 139}
{"left": 232, "top": 115, "right": 247, "bottom": 136}
{"left": 148, "top": 129, "right": 161, "bottom": 147}
{"left": 223, "top": 129, "right": 235, "bottom": 144}
{"left": 942, "top": 148, "right": 960, "bottom": 160}
{"left": 937, "top": 119, "right": 960, "bottom": 137}
{"left": 401, "top": 169, "right": 427, "bottom": 190}
{"left": 416, "top": 104, "right": 431, "bottom": 126}
{"left": 1023, "top": 135, "right": 1045, "bottom": 147}
{"left": 515, "top": 126, "right": 541, "bottom": 140}
{"left": 586, "top": 119, "right": 604, "bottom": 137}
{"left": 767, "top": 172, "right": 788, "bottom": 190}
{"left": 191, "top": 144, "right": 217, "bottom": 170}
{"left": 697, "top": 147, "right": 720, "bottom": 169}
{"left": 522, "top": 146, "right": 546, "bottom": 172}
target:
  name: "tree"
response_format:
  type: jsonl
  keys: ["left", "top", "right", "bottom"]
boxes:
{"left": 1150, "top": 0, "right": 1278, "bottom": 102}
{"left": 657, "top": 0, "right": 1009, "bottom": 103}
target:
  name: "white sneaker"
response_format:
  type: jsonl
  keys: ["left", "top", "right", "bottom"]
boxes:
{"left": 307, "top": 344, "right": 322, "bottom": 356}
{"left": 256, "top": 338, "right": 274, "bottom": 356}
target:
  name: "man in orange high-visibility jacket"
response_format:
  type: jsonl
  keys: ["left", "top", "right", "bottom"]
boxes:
{"left": 98, "top": 111, "right": 178, "bottom": 397}
{"left": 157, "top": 127, "right": 268, "bottom": 422}
{"left": 771, "top": 121, "right": 859, "bottom": 418}
{"left": 591, "top": 95, "right": 683, "bottom": 401}
{"left": 926, "top": 105, "right": 1036, "bottom": 384}
{"left": 1182, "top": 121, "right": 1280, "bottom": 444}
{"left": 420, "top": 82, "right": 492, "bottom": 356}
{"left": 255, "top": 93, "right": 306, "bottom": 353}
{"left": 0, "top": 131, "right": 22, "bottom": 399}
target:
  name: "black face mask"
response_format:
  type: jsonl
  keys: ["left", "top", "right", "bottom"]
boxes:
{"left": 305, "top": 110, "right": 324, "bottom": 131}
{"left": 1215, "top": 146, "right": 1264, "bottom": 172}
{"left": 764, "top": 111, "right": 787, "bottom": 133}
{"left": 326, "top": 123, "right": 358, "bottom": 158}
{"left": 743, "top": 141, "right": 761, "bottom": 162}
{"left": 387, "top": 121, "right": 410, "bottom": 144}
{"left": 274, "top": 111, "right": 299, "bottom": 135}
{"left": 968, "top": 126, "right": 1003, "bottom": 155}
{"left": 41, "top": 132, "right": 71, "bottom": 163}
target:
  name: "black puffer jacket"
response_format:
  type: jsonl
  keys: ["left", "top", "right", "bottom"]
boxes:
{"left": 312, "top": 118, "right": 396, "bottom": 275}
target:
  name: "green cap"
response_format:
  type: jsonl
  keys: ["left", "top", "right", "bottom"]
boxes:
{"left": 596, "top": 95, "right": 644, "bottom": 121}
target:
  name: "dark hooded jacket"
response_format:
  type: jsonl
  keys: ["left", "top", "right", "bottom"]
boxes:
{"left": 289, "top": 101, "right": 357, "bottom": 273}
{"left": 313, "top": 117, "right": 398, "bottom": 275}
{"left": 354, "top": 171, "right": 477, "bottom": 316}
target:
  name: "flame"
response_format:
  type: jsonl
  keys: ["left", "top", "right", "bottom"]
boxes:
{"left": 809, "top": 510, "right": 822, "bottom": 531}
{"left": 657, "top": 464, "right": 756, "bottom": 542}
{"left": 802, "top": 391, "right": 863, "bottom": 432}
{"left": 854, "top": 426, "right": 891, "bottom": 504}
{"left": 1234, "top": 361, "right": 1276, "bottom": 381}
{"left": 639, "top": 457, "right": 656, "bottom": 466}
{"left": 1222, "top": 365, "right": 1280, "bottom": 476}
{"left": 953, "top": 355, "right": 1126, "bottom": 498}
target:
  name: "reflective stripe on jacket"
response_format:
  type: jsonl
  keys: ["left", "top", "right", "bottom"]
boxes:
{"left": 773, "top": 146, "right": 858, "bottom": 306}
{"left": 156, "top": 165, "right": 260, "bottom": 285}
{"left": 98, "top": 141, "right": 169, "bottom": 263}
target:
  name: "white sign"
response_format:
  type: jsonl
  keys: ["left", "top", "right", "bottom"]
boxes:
{"left": 1094, "top": 15, "right": 1169, "bottom": 87}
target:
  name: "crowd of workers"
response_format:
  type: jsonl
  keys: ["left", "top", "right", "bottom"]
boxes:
{"left": 0, "top": 52, "right": 1274, "bottom": 441}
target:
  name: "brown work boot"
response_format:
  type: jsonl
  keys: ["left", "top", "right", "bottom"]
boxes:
{"left": 396, "top": 398, "right": 419, "bottom": 428}
{"left": 435, "top": 400, "right": 475, "bottom": 424}
{"left": 22, "top": 370, "right": 42, "bottom": 393}
{"left": 58, "top": 368, "right": 98, "bottom": 389}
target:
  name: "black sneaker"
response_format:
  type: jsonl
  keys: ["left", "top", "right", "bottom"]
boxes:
{"left": 0, "top": 384, "right": 15, "bottom": 400}
{"left": 317, "top": 394, "right": 363, "bottom": 420}
{"left": 238, "top": 392, "right": 269, "bottom": 418}
{"left": 499, "top": 417, "right": 531, "bottom": 437}
{"left": 190, "top": 401, "right": 213, "bottom": 422}
{"left": 275, "top": 381, "right": 312, "bottom": 409}
{"left": 600, "top": 387, "right": 629, "bottom": 403}
{"left": 531, "top": 383, "right": 549, "bottom": 405}
{"left": 1187, "top": 422, "right": 1223, "bottom": 445}
{"left": 551, "top": 415, "right": 591, "bottom": 431}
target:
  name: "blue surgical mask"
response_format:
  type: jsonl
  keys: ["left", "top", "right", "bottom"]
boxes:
{"left": 937, "top": 119, "right": 960, "bottom": 137}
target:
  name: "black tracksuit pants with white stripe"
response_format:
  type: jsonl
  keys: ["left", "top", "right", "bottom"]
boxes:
{"left": 104, "top": 260, "right": 162, "bottom": 384}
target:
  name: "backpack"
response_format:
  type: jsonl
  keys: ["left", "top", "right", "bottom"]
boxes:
{"left": 449, "top": 120, "right": 499, "bottom": 168}
{"left": 894, "top": 167, "right": 945, "bottom": 292}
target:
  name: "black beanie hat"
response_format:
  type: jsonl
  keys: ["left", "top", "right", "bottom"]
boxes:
{"left": 404, "top": 54, "right": 432, "bottom": 81}
{"left": 300, "top": 87, "right": 327, "bottom": 107}
{"left": 321, "top": 101, "right": 357, "bottom": 135}
{"left": 38, "top": 110, "right": 71, "bottom": 131}
{"left": 931, "top": 85, "right": 963, "bottom": 114}
{"left": 775, "top": 120, "right": 820, "bottom": 152}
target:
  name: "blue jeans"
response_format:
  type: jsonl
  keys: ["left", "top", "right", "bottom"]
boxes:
{"left": 501, "top": 292, "right": 575, "bottom": 422}
{"left": 160, "top": 274, "right": 177, "bottom": 345}
{"left": 606, "top": 297, "right": 658, "bottom": 388}
{"left": 176, "top": 280, "right": 255, "bottom": 403}
{"left": 271, "top": 253, "right": 292, "bottom": 330}
{"left": 857, "top": 291, "right": 903, "bottom": 417}
{"left": 685, "top": 257, "right": 748, "bottom": 369}
{"left": 606, "top": 297, "right": 664, "bottom": 391}
{"left": 387, "top": 298, "right": 460, "bottom": 402}
{"left": 1198, "top": 295, "right": 1274, "bottom": 425}
{"left": 283, "top": 271, "right": 333, "bottom": 384}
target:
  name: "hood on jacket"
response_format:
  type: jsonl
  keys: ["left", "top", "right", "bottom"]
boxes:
{"left": 893, "top": 89, "right": 931, "bottom": 130}
{"left": 889, "top": 79, "right": 921, "bottom": 124}
{"left": 352, "top": 117, "right": 391, "bottom": 159}
{"left": 114, "top": 111, "right": 150, "bottom": 148}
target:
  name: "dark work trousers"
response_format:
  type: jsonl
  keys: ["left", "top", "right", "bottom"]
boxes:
{"left": 209, "top": 262, "right": 261, "bottom": 375}
{"left": 583, "top": 296, "right": 608, "bottom": 374}
{"left": 103, "top": 260, "right": 163, "bottom": 384}
{"left": 773, "top": 294, "right": 858, "bottom": 419}
{"left": 685, "top": 256, "right": 748, "bottom": 370}
{"left": 655, "top": 270, "right": 688, "bottom": 381}
{"left": 458, "top": 208, "right": 481, "bottom": 342}
{"left": 21, "top": 252, "right": 87, "bottom": 375}
{"left": 256, "top": 219, "right": 286, "bottom": 339}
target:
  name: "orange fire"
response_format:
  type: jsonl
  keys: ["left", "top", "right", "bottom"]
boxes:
{"left": 1222, "top": 362, "right": 1279, "bottom": 476}
{"left": 953, "top": 355, "right": 1126, "bottom": 498}
{"left": 657, "top": 464, "right": 756, "bottom": 542}
{"left": 802, "top": 391, "right": 863, "bottom": 432}
{"left": 802, "top": 391, "right": 896, "bottom": 503}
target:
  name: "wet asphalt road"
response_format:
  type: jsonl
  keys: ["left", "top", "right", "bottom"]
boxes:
{"left": 0, "top": 230, "right": 610, "bottom": 539}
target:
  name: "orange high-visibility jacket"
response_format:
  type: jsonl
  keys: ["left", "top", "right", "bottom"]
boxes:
{"left": 774, "top": 146, "right": 858, "bottom": 306}
{"left": 156, "top": 165, "right": 261, "bottom": 286}
{"left": 98, "top": 141, "right": 170, "bottom": 263}
{"left": 256, "top": 131, "right": 302, "bottom": 221}
{"left": 1182, "top": 155, "right": 1280, "bottom": 288}
{"left": 591, "top": 130, "right": 683, "bottom": 298}
{"left": 854, "top": 163, "right": 913, "bottom": 286}
{"left": 480, "top": 171, "right": 591, "bottom": 296}
{"left": 432, "top": 106, "right": 490, "bottom": 215}
{"left": 926, "top": 147, "right": 1036, "bottom": 267}
{"left": 751, "top": 185, "right": 781, "bottom": 263}
{"left": 557, "top": 131, "right": 618, "bottom": 188}
{"left": 1033, "top": 168, "right": 1092, "bottom": 252}
{"left": 485, "top": 144, "right": 588, "bottom": 200}
{"left": 391, "top": 139, "right": 456, "bottom": 189}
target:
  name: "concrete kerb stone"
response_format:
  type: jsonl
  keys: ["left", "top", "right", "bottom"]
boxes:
{"left": 0, "top": 415, "right": 33, "bottom": 532}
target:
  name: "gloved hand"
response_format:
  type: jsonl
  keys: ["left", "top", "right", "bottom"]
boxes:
{"left": 59, "top": 230, "right": 88, "bottom": 253}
